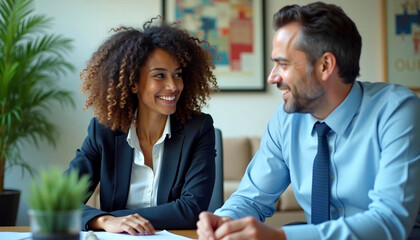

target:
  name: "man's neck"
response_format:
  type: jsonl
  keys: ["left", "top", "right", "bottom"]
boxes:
{"left": 312, "top": 81, "right": 354, "bottom": 120}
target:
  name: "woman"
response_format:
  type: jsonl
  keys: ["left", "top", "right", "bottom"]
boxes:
{"left": 66, "top": 18, "right": 218, "bottom": 235}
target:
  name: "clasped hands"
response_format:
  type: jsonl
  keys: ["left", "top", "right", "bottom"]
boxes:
{"left": 89, "top": 213, "right": 155, "bottom": 236}
{"left": 196, "top": 212, "right": 286, "bottom": 240}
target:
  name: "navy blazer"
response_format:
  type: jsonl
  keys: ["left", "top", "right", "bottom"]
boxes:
{"left": 66, "top": 113, "right": 215, "bottom": 229}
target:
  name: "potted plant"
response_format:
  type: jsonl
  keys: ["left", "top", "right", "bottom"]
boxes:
{"left": 0, "top": 0, "right": 74, "bottom": 225}
{"left": 27, "top": 168, "right": 89, "bottom": 240}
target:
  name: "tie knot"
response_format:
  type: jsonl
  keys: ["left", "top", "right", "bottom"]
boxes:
{"left": 315, "top": 122, "right": 330, "bottom": 137}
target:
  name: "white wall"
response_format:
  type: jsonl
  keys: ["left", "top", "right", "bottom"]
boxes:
{"left": 5, "top": 0, "right": 383, "bottom": 225}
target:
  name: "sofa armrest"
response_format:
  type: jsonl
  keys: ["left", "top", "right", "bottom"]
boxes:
{"left": 223, "top": 138, "right": 252, "bottom": 180}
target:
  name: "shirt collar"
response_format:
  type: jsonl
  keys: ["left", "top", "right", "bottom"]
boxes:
{"left": 159, "top": 115, "right": 172, "bottom": 142}
{"left": 309, "top": 82, "right": 362, "bottom": 136}
{"left": 126, "top": 114, "right": 172, "bottom": 151}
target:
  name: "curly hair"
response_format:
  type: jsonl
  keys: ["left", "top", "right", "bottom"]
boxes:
{"left": 80, "top": 18, "right": 218, "bottom": 131}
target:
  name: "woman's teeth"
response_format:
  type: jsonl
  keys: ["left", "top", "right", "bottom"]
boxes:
{"left": 158, "top": 96, "right": 175, "bottom": 101}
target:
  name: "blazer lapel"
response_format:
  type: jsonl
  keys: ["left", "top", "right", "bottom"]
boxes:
{"left": 112, "top": 134, "right": 133, "bottom": 211}
{"left": 157, "top": 117, "right": 184, "bottom": 204}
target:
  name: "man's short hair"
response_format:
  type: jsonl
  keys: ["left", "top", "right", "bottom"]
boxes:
{"left": 273, "top": 2, "right": 362, "bottom": 83}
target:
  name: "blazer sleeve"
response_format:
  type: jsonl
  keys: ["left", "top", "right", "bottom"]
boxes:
{"left": 110, "top": 114, "right": 216, "bottom": 229}
{"left": 65, "top": 118, "right": 110, "bottom": 230}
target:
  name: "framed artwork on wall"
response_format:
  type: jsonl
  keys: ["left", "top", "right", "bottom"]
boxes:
{"left": 382, "top": 0, "right": 420, "bottom": 91}
{"left": 162, "top": 0, "right": 266, "bottom": 91}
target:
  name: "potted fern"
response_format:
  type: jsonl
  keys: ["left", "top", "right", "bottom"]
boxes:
{"left": 0, "top": 0, "right": 74, "bottom": 225}
{"left": 27, "top": 168, "right": 89, "bottom": 240}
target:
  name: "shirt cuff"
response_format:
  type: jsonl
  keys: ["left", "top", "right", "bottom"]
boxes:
{"left": 214, "top": 209, "right": 241, "bottom": 220}
{"left": 282, "top": 224, "right": 321, "bottom": 240}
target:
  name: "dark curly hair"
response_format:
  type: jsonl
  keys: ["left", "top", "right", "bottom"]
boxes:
{"left": 80, "top": 17, "right": 218, "bottom": 131}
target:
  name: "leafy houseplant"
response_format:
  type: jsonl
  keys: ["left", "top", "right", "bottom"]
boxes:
{"left": 0, "top": 0, "right": 74, "bottom": 225}
{"left": 27, "top": 168, "right": 89, "bottom": 240}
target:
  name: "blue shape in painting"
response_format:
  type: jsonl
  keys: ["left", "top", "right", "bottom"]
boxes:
{"left": 173, "top": 0, "right": 231, "bottom": 66}
{"left": 183, "top": 8, "right": 194, "bottom": 14}
{"left": 175, "top": 6, "right": 186, "bottom": 19}
{"left": 217, "top": 52, "right": 229, "bottom": 65}
{"left": 200, "top": 17, "right": 228, "bottom": 65}
{"left": 200, "top": 17, "right": 216, "bottom": 41}
{"left": 396, "top": 6, "right": 420, "bottom": 35}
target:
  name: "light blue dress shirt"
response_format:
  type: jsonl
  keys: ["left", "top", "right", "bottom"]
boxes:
{"left": 215, "top": 81, "right": 420, "bottom": 239}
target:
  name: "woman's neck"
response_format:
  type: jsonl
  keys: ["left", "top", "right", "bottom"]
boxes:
{"left": 136, "top": 112, "right": 168, "bottom": 146}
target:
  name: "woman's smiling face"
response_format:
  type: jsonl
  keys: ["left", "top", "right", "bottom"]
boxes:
{"left": 133, "top": 48, "right": 184, "bottom": 117}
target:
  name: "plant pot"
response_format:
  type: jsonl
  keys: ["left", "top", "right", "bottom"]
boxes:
{"left": 0, "top": 189, "right": 20, "bottom": 226}
{"left": 31, "top": 232, "right": 80, "bottom": 240}
{"left": 29, "top": 209, "right": 81, "bottom": 240}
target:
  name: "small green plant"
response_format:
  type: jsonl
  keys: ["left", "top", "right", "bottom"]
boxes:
{"left": 27, "top": 168, "right": 90, "bottom": 233}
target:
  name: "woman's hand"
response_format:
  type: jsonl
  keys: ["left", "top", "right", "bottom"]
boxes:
{"left": 88, "top": 213, "right": 155, "bottom": 235}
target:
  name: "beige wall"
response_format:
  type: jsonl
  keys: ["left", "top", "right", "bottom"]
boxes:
{"left": 6, "top": 0, "right": 384, "bottom": 225}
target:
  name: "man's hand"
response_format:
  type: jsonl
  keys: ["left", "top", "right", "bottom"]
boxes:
{"left": 200, "top": 215, "right": 286, "bottom": 240}
{"left": 88, "top": 213, "right": 155, "bottom": 236}
{"left": 196, "top": 211, "right": 232, "bottom": 239}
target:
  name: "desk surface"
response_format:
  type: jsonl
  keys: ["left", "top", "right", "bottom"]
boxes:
{"left": 0, "top": 226, "right": 198, "bottom": 239}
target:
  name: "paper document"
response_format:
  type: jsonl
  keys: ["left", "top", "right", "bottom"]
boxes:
{"left": 0, "top": 230, "right": 194, "bottom": 240}
{"left": 0, "top": 232, "right": 31, "bottom": 240}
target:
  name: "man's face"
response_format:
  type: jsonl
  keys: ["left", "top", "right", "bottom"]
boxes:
{"left": 267, "top": 23, "right": 324, "bottom": 114}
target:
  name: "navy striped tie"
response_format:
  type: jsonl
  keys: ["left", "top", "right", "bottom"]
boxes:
{"left": 311, "top": 122, "right": 331, "bottom": 224}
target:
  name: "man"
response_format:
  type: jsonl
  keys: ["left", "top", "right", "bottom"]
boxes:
{"left": 197, "top": 2, "right": 420, "bottom": 240}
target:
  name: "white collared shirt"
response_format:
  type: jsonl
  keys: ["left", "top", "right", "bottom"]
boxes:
{"left": 125, "top": 115, "right": 171, "bottom": 209}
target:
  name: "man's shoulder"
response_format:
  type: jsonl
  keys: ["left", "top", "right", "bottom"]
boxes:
{"left": 359, "top": 81, "right": 417, "bottom": 103}
{"left": 358, "top": 81, "right": 420, "bottom": 117}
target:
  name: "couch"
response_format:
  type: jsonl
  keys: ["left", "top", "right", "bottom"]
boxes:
{"left": 222, "top": 136, "right": 306, "bottom": 227}
{"left": 86, "top": 135, "right": 306, "bottom": 228}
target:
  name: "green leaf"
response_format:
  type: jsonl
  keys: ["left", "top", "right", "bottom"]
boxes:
{"left": 0, "top": 0, "right": 75, "bottom": 191}
{"left": 27, "top": 168, "right": 90, "bottom": 211}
